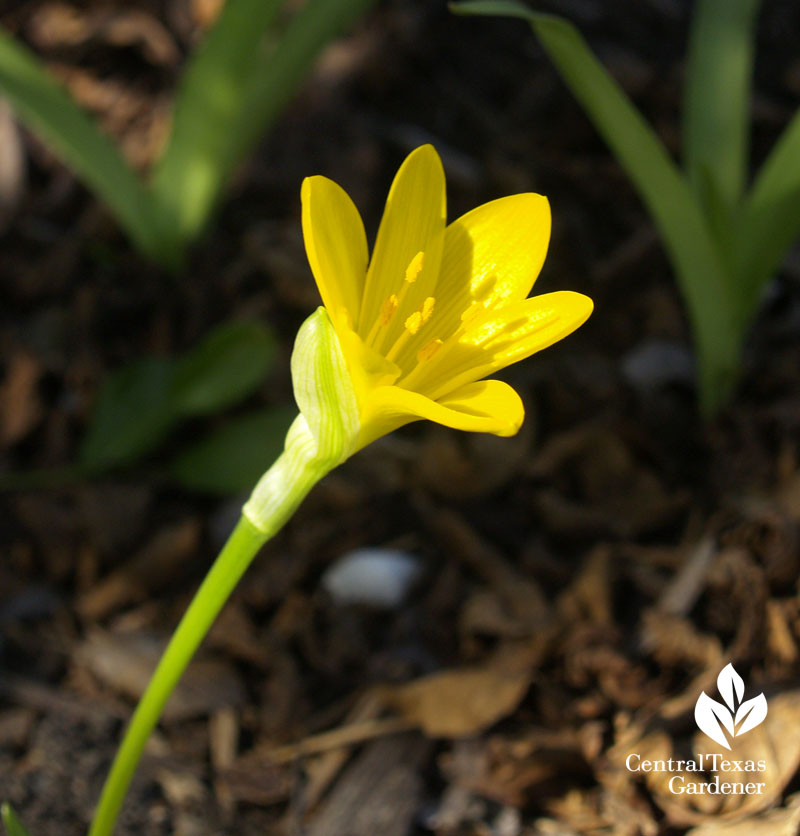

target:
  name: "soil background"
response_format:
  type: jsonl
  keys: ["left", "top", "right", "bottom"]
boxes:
{"left": 1, "top": 1, "right": 800, "bottom": 835}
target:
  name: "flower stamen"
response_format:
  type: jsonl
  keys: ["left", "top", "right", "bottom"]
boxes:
{"left": 365, "top": 251, "right": 426, "bottom": 350}
{"left": 405, "top": 251, "right": 425, "bottom": 284}
{"left": 381, "top": 294, "right": 399, "bottom": 325}
{"left": 393, "top": 251, "right": 425, "bottom": 314}
{"left": 404, "top": 310, "right": 423, "bottom": 336}
{"left": 365, "top": 293, "right": 399, "bottom": 346}
{"left": 417, "top": 338, "right": 443, "bottom": 364}
{"left": 386, "top": 306, "right": 427, "bottom": 363}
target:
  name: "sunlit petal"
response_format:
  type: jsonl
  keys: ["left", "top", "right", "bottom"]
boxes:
{"left": 297, "top": 146, "right": 592, "bottom": 449}
{"left": 412, "top": 291, "right": 593, "bottom": 400}
{"left": 358, "top": 145, "right": 446, "bottom": 340}
{"left": 432, "top": 193, "right": 551, "bottom": 339}
{"left": 302, "top": 175, "right": 368, "bottom": 331}
{"left": 338, "top": 327, "right": 402, "bottom": 399}
{"left": 357, "top": 379, "right": 524, "bottom": 448}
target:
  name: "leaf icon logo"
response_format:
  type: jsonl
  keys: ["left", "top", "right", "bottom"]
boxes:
{"left": 694, "top": 663, "right": 768, "bottom": 749}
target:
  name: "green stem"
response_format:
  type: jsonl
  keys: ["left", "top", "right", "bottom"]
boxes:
{"left": 87, "top": 417, "right": 329, "bottom": 836}
{"left": 86, "top": 517, "right": 264, "bottom": 836}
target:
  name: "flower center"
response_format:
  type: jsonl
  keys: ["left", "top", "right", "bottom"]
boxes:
{"left": 386, "top": 295, "right": 436, "bottom": 363}
{"left": 364, "top": 250, "right": 440, "bottom": 370}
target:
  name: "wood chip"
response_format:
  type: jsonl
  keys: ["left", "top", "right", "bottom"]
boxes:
{"left": 75, "top": 629, "right": 245, "bottom": 722}
{"left": 304, "top": 735, "right": 430, "bottom": 836}
{"left": 387, "top": 649, "right": 534, "bottom": 738}
{"left": 77, "top": 519, "right": 200, "bottom": 620}
{"left": 656, "top": 537, "right": 716, "bottom": 616}
{"left": 209, "top": 707, "right": 239, "bottom": 817}
{"left": 0, "top": 98, "right": 25, "bottom": 220}
{"left": 428, "top": 508, "right": 551, "bottom": 630}
{"left": 0, "top": 707, "right": 35, "bottom": 748}
{"left": 686, "top": 794, "right": 800, "bottom": 835}
{"left": 0, "top": 351, "right": 42, "bottom": 446}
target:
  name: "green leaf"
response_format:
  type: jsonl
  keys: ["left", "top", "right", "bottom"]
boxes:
{"left": 0, "top": 27, "right": 166, "bottom": 265}
{"left": 0, "top": 0, "right": 375, "bottom": 267}
{"left": 80, "top": 356, "right": 177, "bottom": 471}
{"left": 683, "top": 0, "right": 762, "bottom": 217}
{"left": 149, "top": 0, "right": 282, "bottom": 247}
{"left": 2, "top": 803, "right": 33, "bottom": 836}
{"left": 79, "top": 320, "right": 274, "bottom": 474}
{"left": 226, "top": 0, "right": 377, "bottom": 195}
{"left": 152, "top": 0, "right": 376, "bottom": 250}
{"left": 451, "top": 0, "right": 743, "bottom": 414}
{"left": 170, "top": 407, "right": 295, "bottom": 494}
{"left": 172, "top": 320, "right": 276, "bottom": 417}
{"left": 735, "top": 107, "right": 800, "bottom": 320}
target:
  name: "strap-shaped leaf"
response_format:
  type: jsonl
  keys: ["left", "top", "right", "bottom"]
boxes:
{"left": 152, "top": 0, "right": 375, "bottom": 251}
{"left": 79, "top": 356, "right": 177, "bottom": 471}
{"left": 229, "top": 0, "right": 376, "bottom": 175}
{"left": 683, "top": 0, "right": 762, "bottom": 217}
{"left": 1, "top": 803, "right": 33, "bottom": 836}
{"left": 171, "top": 320, "right": 276, "bottom": 417}
{"left": 735, "top": 107, "right": 800, "bottom": 319}
{"left": 451, "top": 0, "right": 742, "bottom": 413}
{"left": 169, "top": 407, "right": 295, "bottom": 494}
{"left": 149, "top": 0, "right": 282, "bottom": 247}
{"left": 0, "top": 27, "right": 162, "bottom": 262}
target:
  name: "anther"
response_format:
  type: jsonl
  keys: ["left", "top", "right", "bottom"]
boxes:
{"left": 404, "top": 251, "right": 425, "bottom": 284}
{"left": 420, "top": 296, "right": 435, "bottom": 325}
{"left": 404, "top": 311, "right": 422, "bottom": 335}
{"left": 417, "top": 338, "right": 443, "bottom": 363}
{"left": 365, "top": 293, "right": 398, "bottom": 347}
{"left": 367, "top": 251, "right": 426, "bottom": 354}
{"left": 380, "top": 294, "right": 398, "bottom": 326}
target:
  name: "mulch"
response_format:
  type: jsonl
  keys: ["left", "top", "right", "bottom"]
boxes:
{"left": 1, "top": 1, "right": 800, "bottom": 834}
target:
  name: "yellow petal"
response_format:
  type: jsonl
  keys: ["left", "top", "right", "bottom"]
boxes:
{"left": 357, "top": 379, "right": 524, "bottom": 449}
{"left": 414, "top": 291, "right": 593, "bottom": 400}
{"left": 433, "top": 194, "right": 551, "bottom": 340}
{"left": 358, "top": 145, "right": 446, "bottom": 339}
{"left": 338, "top": 326, "right": 402, "bottom": 400}
{"left": 302, "top": 175, "right": 368, "bottom": 330}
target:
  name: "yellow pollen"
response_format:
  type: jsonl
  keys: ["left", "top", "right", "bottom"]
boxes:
{"left": 380, "top": 294, "right": 398, "bottom": 325}
{"left": 404, "top": 251, "right": 425, "bottom": 284}
{"left": 417, "top": 338, "right": 443, "bottom": 363}
{"left": 386, "top": 303, "right": 429, "bottom": 363}
{"left": 404, "top": 311, "right": 423, "bottom": 335}
{"left": 365, "top": 294, "right": 398, "bottom": 346}
{"left": 420, "top": 296, "right": 435, "bottom": 324}
{"left": 366, "top": 251, "right": 426, "bottom": 351}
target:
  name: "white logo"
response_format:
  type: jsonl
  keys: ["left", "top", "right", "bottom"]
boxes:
{"left": 694, "top": 663, "right": 768, "bottom": 750}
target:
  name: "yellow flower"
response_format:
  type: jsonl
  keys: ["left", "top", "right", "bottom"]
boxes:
{"left": 300, "top": 144, "right": 593, "bottom": 452}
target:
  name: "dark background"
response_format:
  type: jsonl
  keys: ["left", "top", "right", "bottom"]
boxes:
{"left": 1, "top": 1, "right": 800, "bottom": 834}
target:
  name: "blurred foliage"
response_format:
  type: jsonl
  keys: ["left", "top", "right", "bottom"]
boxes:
{"left": 169, "top": 407, "right": 295, "bottom": 494}
{"left": 0, "top": 0, "right": 375, "bottom": 269}
{"left": 80, "top": 319, "right": 291, "bottom": 493}
{"left": 1, "top": 804, "right": 33, "bottom": 836}
{"left": 453, "top": 0, "right": 800, "bottom": 416}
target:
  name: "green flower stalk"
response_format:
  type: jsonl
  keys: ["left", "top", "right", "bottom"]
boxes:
{"left": 85, "top": 146, "right": 592, "bottom": 836}
{"left": 86, "top": 308, "right": 353, "bottom": 836}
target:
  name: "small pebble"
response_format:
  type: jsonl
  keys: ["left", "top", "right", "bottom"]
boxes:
{"left": 621, "top": 339, "right": 694, "bottom": 390}
{"left": 321, "top": 548, "right": 422, "bottom": 609}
